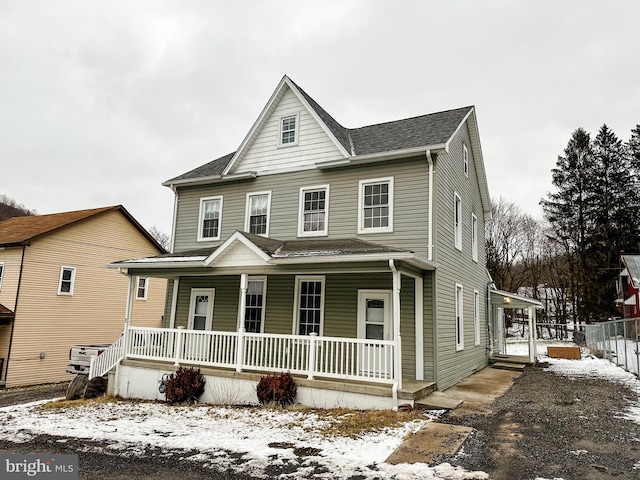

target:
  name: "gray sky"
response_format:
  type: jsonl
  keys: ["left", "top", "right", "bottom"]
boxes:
{"left": 2, "top": 1, "right": 639, "bottom": 236}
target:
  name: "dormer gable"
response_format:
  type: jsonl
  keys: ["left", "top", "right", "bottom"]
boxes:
{"left": 223, "top": 76, "right": 351, "bottom": 176}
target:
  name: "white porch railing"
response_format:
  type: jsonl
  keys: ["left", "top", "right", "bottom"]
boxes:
{"left": 89, "top": 334, "right": 125, "bottom": 379}
{"left": 120, "top": 326, "right": 396, "bottom": 384}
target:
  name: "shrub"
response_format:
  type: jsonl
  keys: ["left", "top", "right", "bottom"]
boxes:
{"left": 256, "top": 372, "right": 297, "bottom": 407}
{"left": 165, "top": 367, "right": 205, "bottom": 404}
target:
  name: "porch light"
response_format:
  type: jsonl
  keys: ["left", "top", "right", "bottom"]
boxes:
{"left": 503, "top": 297, "right": 511, "bottom": 305}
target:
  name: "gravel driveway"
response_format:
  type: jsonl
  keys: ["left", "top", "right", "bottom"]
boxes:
{"left": 1, "top": 366, "right": 639, "bottom": 479}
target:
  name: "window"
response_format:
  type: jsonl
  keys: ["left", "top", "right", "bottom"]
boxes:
{"left": 463, "top": 143, "right": 469, "bottom": 177}
{"left": 474, "top": 290, "right": 481, "bottom": 346}
{"left": 198, "top": 196, "right": 223, "bottom": 241}
{"left": 358, "top": 177, "right": 394, "bottom": 233}
{"left": 136, "top": 277, "right": 148, "bottom": 300}
{"left": 298, "top": 185, "right": 329, "bottom": 236}
{"left": 294, "top": 276, "right": 325, "bottom": 336}
{"left": 279, "top": 114, "right": 299, "bottom": 146}
{"left": 0, "top": 262, "right": 4, "bottom": 291}
{"left": 245, "top": 192, "right": 271, "bottom": 236}
{"left": 455, "top": 283, "right": 464, "bottom": 351}
{"left": 58, "top": 266, "right": 76, "bottom": 295}
{"left": 244, "top": 278, "right": 266, "bottom": 333}
{"left": 454, "top": 192, "right": 462, "bottom": 251}
{"left": 471, "top": 213, "right": 478, "bottom": 262}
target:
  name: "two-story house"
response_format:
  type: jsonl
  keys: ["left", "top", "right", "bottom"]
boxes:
{"left": 103, "top": 76, "right": 538, "bottom": 409}
{"left": 0, "top": 206, "right": 167, "bottom": 387}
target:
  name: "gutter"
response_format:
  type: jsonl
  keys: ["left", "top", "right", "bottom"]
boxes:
{"left": 4, "top": 243, "right": 27, "bottom": 383}
{"left": 162, "top": 171, "right": 256, "bottom": 188}
{"left": 315, "top": 144, "right": 447, "bottom": 170}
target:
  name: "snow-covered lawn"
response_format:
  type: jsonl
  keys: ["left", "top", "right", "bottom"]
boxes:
{"left": 0, "top": 342, "right": 638, "bottom": 479}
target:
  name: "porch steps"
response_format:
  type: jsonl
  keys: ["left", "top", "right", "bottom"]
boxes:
{"left": 414, "top": 391, "right": 463, "bottom": 410}
{"left": 398, "top": 380, "right": 437, "bottom": 401}
{"left": 490, "top": 362, "right": 527, "bottom": 372}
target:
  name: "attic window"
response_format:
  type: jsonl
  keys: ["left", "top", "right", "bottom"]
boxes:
{"left": 280, "top": 114, "right": 298, "bottom": 146}
{"left": 463, "top": 143, "right": 469, "bottom": 177}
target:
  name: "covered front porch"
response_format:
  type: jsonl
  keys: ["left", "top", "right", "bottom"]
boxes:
{"left": 102, "top": 232, "right": 437, "bottom": 408}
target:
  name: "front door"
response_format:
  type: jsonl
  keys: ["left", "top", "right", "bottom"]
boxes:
{"left": 188, "top": 288, "right": 214, "bottom": 330}
{"left": 357, "top": 290, "right": 392, "bottom": 377}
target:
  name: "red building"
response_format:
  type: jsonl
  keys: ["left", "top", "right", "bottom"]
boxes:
{"left": 618, "top": 255, "right": 640, "bottom": 318}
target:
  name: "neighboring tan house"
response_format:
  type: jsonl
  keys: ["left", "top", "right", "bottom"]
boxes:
{"left": 0, "top": 206, "right": 167, "bottom": 387}
{"left": 618, "top": 255, "right": 640, "bottom": 318}
{"left": 100, "top": 76, "right": 539, "bottom": 409}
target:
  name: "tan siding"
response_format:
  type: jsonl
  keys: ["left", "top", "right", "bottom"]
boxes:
{"left": 5, "top": 210, "right": 165, "bottom": 387}
{"left": 0, "top": 247, "right": 24, "bottom": 311}
{"left": 433, "top": 123, "right": 489, "bottom": 390}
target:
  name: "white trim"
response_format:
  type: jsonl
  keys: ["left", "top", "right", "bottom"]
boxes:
{"left": 415, "top": 276, "right": 424, "bottom": 381}
{"left": 244, "top": 191, "right": 272, "bottom": 237}
{"left": 57, "top": 266, "right": 76, "bottom": 296}
{"left": 358, "top": 176, "right": 394, "bottom": 234}
{"left": 197, "top": 195, "right": 223, "bottom": 242}
{"left": 187, "top": 288, "right": 215, "bottom": 330}
{"left": 356, "top": 290, "right": 392, "bottom": 340}
{"left": 278, "top": 113, "right": 299, "bottom": 147}
{"left": 463, "top": 143, "right": 469, "bottom": 178}
{"left": 474, "top": 289, "right": 480, "bottom": 346}
{"left": 471, "top": 213, "right": 478, "bottom": 262}
{"left": 292, "top": 275, "right": 325, "bottom": 336}
{"left": 298, "top": 184, "right": 330, "bottom": 237}
{"left": 243, "top": 276, "right": 267, "bottom": 333}
{"left": 204, "top": 231, "right": 272, "bottom": 266}
{"left": 169, "top": 278, "right": 179, "bottom": 328}
{"left": 454, "top": 192, "right": 462, "bottom": 251}
{"left": 455, "top": 282, "right": 464, "bottom": 351}
{"left": 0, "top": 262, "right": 4, "bottom": 292}
{"left": 135, "top": 276, "right": 148, "bottom": 300}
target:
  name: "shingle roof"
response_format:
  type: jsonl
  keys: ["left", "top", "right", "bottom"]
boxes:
{"left": 622, "top": 255, "right": 640, "bottom": 287}
{"left": 163, "top": 77, "right": 473, "bottom": 185}
{"left": 0, "top": 303, "right": 14, "bottom": 319}
{"left": 0, "top": 205, "right": 165, "bottom": 252}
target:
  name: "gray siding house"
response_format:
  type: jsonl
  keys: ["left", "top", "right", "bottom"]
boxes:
{"left": 100, "top": 76, "right": 526, "bottom": 409}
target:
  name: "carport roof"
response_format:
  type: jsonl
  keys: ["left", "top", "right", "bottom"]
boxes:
{"left": 490, "top": 289, "right": 543, "bottom": 309}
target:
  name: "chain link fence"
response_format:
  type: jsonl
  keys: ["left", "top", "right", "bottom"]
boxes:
{"left": 584, "top": 318, "right": 640, "bottom": 378}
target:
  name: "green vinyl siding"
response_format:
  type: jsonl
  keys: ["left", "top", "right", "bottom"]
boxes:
{"left": 400, "top": 275, "right": 416, "bottom": 379}
{"left": 172, "top": 156, "right": 430, "bottom": 257}
{"left": 174, "top": 276, "right": 240, "bottom": 331}
{"left": 433, "top": 124, "right": 489, "bottom": 390}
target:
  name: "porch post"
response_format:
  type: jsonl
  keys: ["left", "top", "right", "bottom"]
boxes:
{"left": 528, "top": 307, "right": 535, "bottom": 364}
{"left": 415, "top": 276, "right": 424, "bottom": 381}
{"left": 236, "top": 327, "right": 245, "bottom": 372}
{"left": 115, "top": 274, "right": 135, "bottom": 397}
{"left": 237, "top": 274, "right": 248, "bottom": 330}
{"left": 307, "top": 332, "right": 318, "bottom": 380}
{"left": 389, "top": 260, "right": 402, "bottom": 389}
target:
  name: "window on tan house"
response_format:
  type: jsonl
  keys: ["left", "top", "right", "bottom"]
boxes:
{"left": 136, "top": 277, "right": 148, "bottom": 300}
{"left": 0, "top": 262, "right": 4, "bottom": 291}
{"left": 58, "top": 266, "right": 76, "bottom": 295}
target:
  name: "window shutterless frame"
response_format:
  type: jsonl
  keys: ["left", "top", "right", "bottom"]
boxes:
{"left": 0, "top": 262, "right": 4, "bottom": 291}
{"left": 471, "top": 213, "right": 478, "bottom": 262}
{"left": 58, "top": 266, "right": 76, "bottom": 295}
{"left": 358, "top": 177, "right": 394, "bottom": 234}
{"left": 279, "top": 113, "right": 299, "bottom": 147}
{"left": 298, "top": 184, "right": 330, "bottom": 237}
{"left": 292, "top": 275, "right": 325, "bottom": 336}
{"left": 136, "top": 277, "right": 148, "bottom": 300}
{"left": 455, "top": 282, "right": 464, "bottom": 351}
{"left": 474, "top": 289, "right": 481, "bottom": 346}
{"left": 197, "top": 196, "right": 223, "bottom": 241}
{"left": 244, "top": 191, "right": 272, "bottom": 237}
{"left": 463, "top": 143, "right": 469, "bottom": 177}
{"left": 454, "top": 192, "right": 462, "bottom": 251}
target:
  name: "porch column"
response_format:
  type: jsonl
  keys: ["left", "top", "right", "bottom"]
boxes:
{"left": 237, "top": 274, "right": 248, "bottom": 330}
{"left": 415, "top": 276, "right": 424, "bottom": 381}
{"left": 389, "top": 260, "right": 402, "bottom": 389}
{"left": 115, "top": 274, "right": 135, "bottom": 397}
{"left": 528, "top": 306, "right": 537, "bottom": 364}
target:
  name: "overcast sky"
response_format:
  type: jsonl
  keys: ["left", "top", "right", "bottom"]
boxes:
{"left": 1, "top": 1, "right": 639, "bottom": 235}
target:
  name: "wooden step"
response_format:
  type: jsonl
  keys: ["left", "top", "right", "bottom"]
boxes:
{"left": 414, "top": 391, "right": 463, "bottom": 410}
{"left": 491, "top": 362, "right": 527, "bottom": 372}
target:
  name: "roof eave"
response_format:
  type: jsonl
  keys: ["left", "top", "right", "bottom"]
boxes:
{"left": 315, "top": 144, "right": 448, "bottom": 170}
{"left": 162, "top": 171, "right": 257, "bottom": 188}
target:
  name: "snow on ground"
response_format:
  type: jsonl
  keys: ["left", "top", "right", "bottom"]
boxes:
{"left": 0, "top": 399, "right": 487, "bottom": 479}
{"left": 1, "top": 342, "right": 638, "bottom": 479}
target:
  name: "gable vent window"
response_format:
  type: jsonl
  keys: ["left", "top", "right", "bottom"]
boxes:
{"left": 280, "top": 114, "right": 299, "bottom": 146}
{"left": 463, "top": 143, "right": 469, "bottom": 177}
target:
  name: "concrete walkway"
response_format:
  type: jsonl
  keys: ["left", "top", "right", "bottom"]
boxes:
{"left": 386, "top": 366, "right": 522, "bottom": 465}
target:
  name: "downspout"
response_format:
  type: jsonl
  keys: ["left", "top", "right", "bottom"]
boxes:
{"left": 389, "top": 260, "right": 402, "bottom": 394}
{"left": 4, "top": 242, "right": 27, "bottom": 383}
{"left": 426, "top": 150, "right": 434, "bottom": 261}
{"left": 169, "top": 185, "right": 178, "bottom": 254}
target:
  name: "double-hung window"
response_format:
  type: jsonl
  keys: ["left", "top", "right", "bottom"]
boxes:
{"left": 0, "top": 262, "right": 4, "bottom": 291}
{"left": 198, "top": 196, "right": 223, "bottom": 241}
{"left": 280, "top": 114, "right": 299, "bottom": 146}
{"left": 455, "top": 283, "right": 464, "bottom": 351}
{"left": 245, "top": 192, "right": 271, "bottom": 236}
{"left": 463, "top": 143, "right": 469, "bottom": 177}
{"left": 474, "top": 290, "right": 480, "bottom": 346}
{"left": 58, "top": 266, "right": 76, "bottom": 295}
{"left": 244, "top": 277, "right": 266, "bottom": 333}
{"left": 471, "top": 213, "right": 478, "bottom": 262}
{"left": 298, "top": 185, "right": 329, "bottom": 236}
{"left": 454, "top": 192, "right": 462, "bottom": 251}
{"left": 358, "top": 177, "right": 394, "bottom": 233}
{"left": 136, "top": 277, "right": 148, "bottom": 300}
{"left": 294, "top": 276, "right": 325, "bottom": 336}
